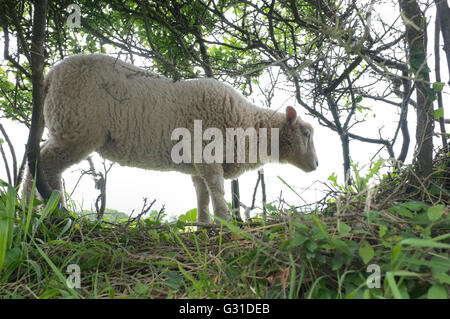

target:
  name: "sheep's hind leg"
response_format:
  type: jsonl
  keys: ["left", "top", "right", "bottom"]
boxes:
{"left": 23, "top": 140, "right": 55, "bottom": 204}
{"left": 35, "top": 137, "right": 97, "bottom": 204}
{"left": 191, "top": 175, "right": 211, "bottom": 224}
{"left": 194, "top": 164, "right": 230, "bottom": 223}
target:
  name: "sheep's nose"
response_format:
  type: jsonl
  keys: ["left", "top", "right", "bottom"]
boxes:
{"left": 315, "top": 159, "right": 319, "bottom": 167}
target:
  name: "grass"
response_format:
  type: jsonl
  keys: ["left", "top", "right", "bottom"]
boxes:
{"left": 0, "top": 154, "right": 449, "bottom": 299}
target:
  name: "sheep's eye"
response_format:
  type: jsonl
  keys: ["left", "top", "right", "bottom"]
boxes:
{"left": 303, "top": 131, "right": 310, "bottom": 139}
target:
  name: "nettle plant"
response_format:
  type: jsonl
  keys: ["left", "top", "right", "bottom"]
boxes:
{"left": 328, "top": 158, "right": 384, "bottom": 193}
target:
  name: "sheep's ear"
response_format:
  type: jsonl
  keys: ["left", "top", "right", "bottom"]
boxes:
{"left": 286, "top": 106, "right": 297, "bottom": 125}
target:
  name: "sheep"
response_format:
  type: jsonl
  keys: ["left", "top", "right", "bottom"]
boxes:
{"left": 24, "top": 54, "right": 318, "bottom": 223}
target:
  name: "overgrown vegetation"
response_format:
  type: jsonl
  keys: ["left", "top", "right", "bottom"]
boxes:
{"left": 1, "top": 155, "right": 448, "bottom": 299}
{"left": 1, "top": 0, "right": 449, "bottom": 299}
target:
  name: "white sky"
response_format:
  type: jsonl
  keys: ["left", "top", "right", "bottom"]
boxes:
{"left": 0, "top": 2, "right": 449, "bottom": 220}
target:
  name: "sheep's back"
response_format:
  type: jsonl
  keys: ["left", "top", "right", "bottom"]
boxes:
{"left": 43, "top": 54, "right": 267, "bottom": 174}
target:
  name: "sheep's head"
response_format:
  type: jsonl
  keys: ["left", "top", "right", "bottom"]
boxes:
{"left": 279, "top": 106, "right": 318, "bottom": 172}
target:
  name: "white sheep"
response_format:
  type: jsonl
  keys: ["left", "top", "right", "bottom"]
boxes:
{"left": 24, "top": 54, "right": 318, "bottom": 223}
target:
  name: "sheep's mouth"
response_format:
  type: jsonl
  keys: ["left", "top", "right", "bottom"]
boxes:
{"left": 297, "top": 163, "right": 315, "bottom": 172}
{"left": 292, "top": 159, "right": 317, "bottom": 172}
{"left": 303, "top": 161, "right": 318, "bottom": 172}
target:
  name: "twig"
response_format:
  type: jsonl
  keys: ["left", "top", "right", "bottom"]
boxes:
{"left": 0, "top": 123, "right": 18, "bottom": 186}
{"left": 126, "top": 198, "right": 156, "bottom": 227}
{"left": 0, "top": 139, "right": 11, "bottom": 184}
{"left": 259, "top": 169, "right": 267, "bottom": 220}
{"left": 250, "top": 171, "right": 261, "bottom": 210}
{"left": 434, "top": 13, "right": 448, "bottom": 153}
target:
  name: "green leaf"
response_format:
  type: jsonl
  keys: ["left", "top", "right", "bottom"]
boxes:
{"left": 312, "top": 216, "right": 329, "bottom": 239}
{"left": 388, "top": 271, "right": 423, "bottom": 277}
{"left": 24, "top": 259, "right": 42, "bottom": 283}
{"left": 405, "top": 255, "right": 450, "bottom": 270}
{"left": 434, "top": 107, "right": 444, "bottom": 119}
{"left": 430, "top": 255, "right": 450, "bottom": 284}
{"left": 411, "top": 212, "right": 431, "bottom": 225}
{"left": 427, "top": 284, "right": 448, "bottom": 299}
{"left": 164, "top": 271, "right": 185, "bottom": 291}
{"left": 338, "top": 221, "right": 351, "bottom": 235}
{"left": 185, "top": 208, "right": 197, "bottom": 222}
{"left": 359, "top": 240, "right": 374, "bottom": 264}
{"left": 176, "top": 216, "right": 186, "bottom": 229}
{"left": 425, "top": 86, "right": 437, "bottom": 101}
{"left": 39, "top": 289, "right": 62, "bottom": 299}
{"left": 432, "top": 81, "right": 445, "bottom": 92}
{"left": 379, "top": 224, "right": 387, "bottom": 238}
{"left": 427, "top": 205, "right": 444, "bottom": 222}
{"left": 0, "top": 247, "right": 23, "bottom": 282}
{"left": 2, "top": 247, "right": 22, "bottom": 271}
{"left": 399, "top": 238, "right": 450, "bottom": 249}
{"left": 391, "top": 243, "right": 403, "bottom": 263}
{"left": 292, "top": 221, "right": 308, "bottom": 231}
{"left": 433, "top": 272, "right": 450, "bottom": 285}
{"left": 385, "top": 272, "right": 404, "bottom": 299}
{"left": 331, "top": 238, "right": 351, "bottom": 256}
{"left": 291, "top": 234, "right": 308, "bottom": 247}
{"left": 178, "top": 215, "right": 186, "bottom": 223}
{"left": 332, "top": 253, "right": 344, "bottom": 270}
{"left": 327, "top": 172, "right": 338, "bottom": 187}
{"left": 388, "top": 205, "right": 413, "bottom": 218}
{"left": 305, "top": 240, "right": 318, "bottom": 252}
{"left": 401, "top": 201, "right": 428, "bottom": 212}
{"left": 134, "top": 282, "right": 149, "bottom": 295}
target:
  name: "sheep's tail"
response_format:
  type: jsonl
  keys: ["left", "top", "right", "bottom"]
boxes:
{"left": 25, "top": 71, "right": 54, "bottom": 201}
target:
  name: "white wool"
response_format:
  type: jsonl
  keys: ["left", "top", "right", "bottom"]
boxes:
{"left": 25, "top": 54, "right": 318, "bottom": 223}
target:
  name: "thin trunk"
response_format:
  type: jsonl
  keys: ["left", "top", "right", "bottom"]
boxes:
{"left": 435, "top": 12, "right": 449, "bottom": 153}
{"left": 326, "top": 94, "right": 352, "bottom": 185}
{"left": 400, "top": 0, "right": 434, "bottom": 180}
{"left": 341, "top": 133, "right": 352, "bottom": 186}
{"left": 231, "top": 179, "right": 242, "bottom": 222}
{"left": 27, "top": 0, "right": 53, "bottom": 200}
{"left": 435, "top": 0, "right": 450, "bottom": 84}
{"left": 396, "top": 71, "right": 411, "bottom": 164}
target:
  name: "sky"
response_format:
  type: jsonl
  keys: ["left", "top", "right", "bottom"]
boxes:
{"left": 0, "top": 2, "right": 449, "bottom": 221}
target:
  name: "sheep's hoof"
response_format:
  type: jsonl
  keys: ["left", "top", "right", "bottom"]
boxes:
{"left": 197, "top": 218, "right": 211, "bottom": 225}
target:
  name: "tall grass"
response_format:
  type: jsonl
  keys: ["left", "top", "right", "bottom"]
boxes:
{"left": 0, "top": 181, "right": 15, "bottom": 272}
{"left": 0, "top": 179, "right": 80, "bottom": 298}
{"left": 0, "top": 165, "right": 448, "bottom": 299}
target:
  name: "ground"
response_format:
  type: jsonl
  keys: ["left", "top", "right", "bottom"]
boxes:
{"left": 0, "top": 153, "right": 448, "bottom": 299}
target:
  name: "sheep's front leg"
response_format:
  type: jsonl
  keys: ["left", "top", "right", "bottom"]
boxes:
{"left": 205, "top": 174, "right": 230, "bottom": 222}
{"left": 194, "top": 164, "right": 230, "bottom": 223}
{"left": 191, "top": 175, "right": 211, "bottom": 224}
